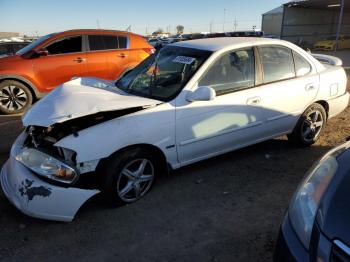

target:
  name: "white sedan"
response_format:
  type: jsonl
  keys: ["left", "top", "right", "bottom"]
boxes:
{"left": 1, "top": 38, "right": 349, "bottom": 221}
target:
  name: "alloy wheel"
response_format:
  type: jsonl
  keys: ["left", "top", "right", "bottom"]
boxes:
{"left": 301, "top": 109, "right": 324, "bottom": 143}
{"left": 0, "top": 85, "right": 28, "bottom": 112}
{"left": 117, "top": 158, "right": 155, "bottom": 203}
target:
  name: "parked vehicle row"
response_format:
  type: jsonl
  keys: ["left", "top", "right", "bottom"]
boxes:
{"left": 0, "top": 29, "right": 154, "bottom": 114}
{"left": 1, "top": 37, "right": 348, "bottom": 222}
{"left": 0, "top": 41, "right": 31, "bottom": 58}
{"left": 147, "top": 31, "right": 265, "bottom": 50}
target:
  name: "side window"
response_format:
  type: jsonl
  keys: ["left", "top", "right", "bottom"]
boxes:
{"left": 45, "top": 36, "right": 82, "bottom": 55}
{"left": 88, "top": 35, "right": 105, "bottom": 51}
{"left": 199, "top": 48, "right": 255, "bottom": 95}
{"left": 260, "top": 46, "right": 295, "bottom": 83}
{"left": 293, "top": 51, "right": 312, "bottom": 77}
{"left": 118, "top": 36, "right": 127, "bottom": 49}
{"left": 103, "top": 35, "right": 119, "bottom": 49}
{"left": 88, "top": 35, "right": 127, "bottom": 50}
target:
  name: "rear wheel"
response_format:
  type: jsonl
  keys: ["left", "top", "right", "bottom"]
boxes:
{"left": 0, "top": 80, "right": 33, "bottom": 114}
{"left": 288, "top": 103, "right": 326, "bottom": 147}
{"left": 100, "top": 148, "right": 157, "bottom": 206}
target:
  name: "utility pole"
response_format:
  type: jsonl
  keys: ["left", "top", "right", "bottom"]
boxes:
{"left": 96, "top": 19, "right": 100, "bottom": 29}
{"left": 210, "top": 20, "right": 213, "bottom": 33}
{"left": 223, "top": 8, "right": 226, "bottom": 32}
{"left": 335, "top": 0, "right": 345, "bottom": 51}
{"left": 234, "top": 17, "right": 237, "bottom": 32}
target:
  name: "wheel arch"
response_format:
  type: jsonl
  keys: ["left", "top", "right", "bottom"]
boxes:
{"left": 0, "top": 75, "right": 44, "bottom": 100}
{"left": 96, "top": 143, "right": 169, "bottom": 175}
{"left": 314, "top": 100, "right": 329, "bottom": 118}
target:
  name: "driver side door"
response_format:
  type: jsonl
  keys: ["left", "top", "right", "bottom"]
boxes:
{"left": 33, "top": 35, "right": 88, "bottom": 92}
{"left": 175, "top": 48, "right": 265, "bottom": 165}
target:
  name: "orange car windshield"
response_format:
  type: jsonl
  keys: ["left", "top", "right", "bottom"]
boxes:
{"left": 16, "top": 33, "right": 55, "bottom": 55}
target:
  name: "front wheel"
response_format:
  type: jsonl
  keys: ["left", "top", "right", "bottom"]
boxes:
{"left": 100, "top": 148, "right": 157, "bottom": 206}
{"left": 0, "top": 80, "right": 33, "bottom": 114}
{"left": 288, "top": 103, "right": 327, "bottom": 147}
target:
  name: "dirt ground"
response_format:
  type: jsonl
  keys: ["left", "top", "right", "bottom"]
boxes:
{"left": 0, "top": 83, "right": 349, "bottom": 262}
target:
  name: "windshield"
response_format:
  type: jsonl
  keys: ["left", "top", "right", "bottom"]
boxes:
{"left": 116, "top": 46, "right": 212, "bottom": 101}
{"left": 16, "top": 33, "right": 55, "bottom": 55}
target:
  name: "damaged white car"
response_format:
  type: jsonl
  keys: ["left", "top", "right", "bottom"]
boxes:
{"left": 1, "top": 38, "right": 349, "bottom": 222}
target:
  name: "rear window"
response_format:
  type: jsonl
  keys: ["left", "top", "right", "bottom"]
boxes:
{"left": 88, "top": 35, "right": 128, "bottom": 51}
{"left": 260, "top": 45, "right": 295, "bottom": 83}
{"left": 118, "top": 36, "right": 127, "bottom": 49}
{"left": 293, "top": 51, "right": 311, "bottom": 77}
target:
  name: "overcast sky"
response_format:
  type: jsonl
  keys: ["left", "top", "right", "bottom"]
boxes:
{"left": 0, "top": 0, "right": 287, "bottom": 36}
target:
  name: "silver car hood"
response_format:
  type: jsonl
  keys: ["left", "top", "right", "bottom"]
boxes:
{"left": 22, "top": 77, "right": 161, "bottom": 127}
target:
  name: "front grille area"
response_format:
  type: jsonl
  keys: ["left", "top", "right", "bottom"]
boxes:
{"left": 331, "top": 240, "right": 350, "bottom": 262}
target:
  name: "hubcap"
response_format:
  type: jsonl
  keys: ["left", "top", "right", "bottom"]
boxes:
{"left": 302, "top": 110, "right": 324, "bottom": 142}
{"left": 117, "top": 159, "right": 155, "bottom": 202}
{"left": 0, "top": 85, "right": 28, "bottom": 111}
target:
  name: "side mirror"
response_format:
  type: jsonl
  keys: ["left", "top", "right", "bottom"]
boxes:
{"left": 186, "top": 86, "right": 216, "bottom": 102}
{"left": 35, "top": 49, "right": 49, "bottom": 57}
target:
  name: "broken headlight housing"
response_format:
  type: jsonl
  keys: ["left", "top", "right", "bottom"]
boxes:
{"left": 16, "top": 148, "right": 79, "bottom": 184}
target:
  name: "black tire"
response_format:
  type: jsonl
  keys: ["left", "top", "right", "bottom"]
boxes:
{"left": 0, "top": 80, "right": 33, "bottom": 114}
{"left": 288, "top": 103, "right": 327, "bottom": 147}
{"left": 100, "top": 148, "right": 158, "bottom": 207}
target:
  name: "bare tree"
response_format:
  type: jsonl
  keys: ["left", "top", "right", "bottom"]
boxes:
{"left": 176, "top": 25, "right": 184, "bottom": 34}
{"left": 152, "top": 28, "right": 164, "bottom": 36}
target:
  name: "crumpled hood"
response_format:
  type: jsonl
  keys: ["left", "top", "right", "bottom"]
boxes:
{"left": 22, "top": 77, "right": 161, "bottom": 127}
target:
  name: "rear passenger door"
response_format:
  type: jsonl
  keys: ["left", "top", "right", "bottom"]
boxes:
{"left": 105, "top": 35, "right": 130, "bottom": 79}
{"left": 257, "top": 45, "right": 319, "bottom": 137}
{"left": 86, "top": 34, "right": 112, "bottom": 80}
{"left": 86, "top": 34, "right": 130, "bottom": 80}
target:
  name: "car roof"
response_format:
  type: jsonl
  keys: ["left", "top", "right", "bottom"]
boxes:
{"left": 171, "top": 37, "right": 287, "bottom": 51}
{"left": 54, "top": 29, "right": 142, "bottom": 38}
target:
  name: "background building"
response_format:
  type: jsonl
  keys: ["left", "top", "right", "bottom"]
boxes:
{"left": 261, "top": 6, "right": 283, "bottom": 37}
{"left": 0, "top": 32, "right": 20, "bottom": 39}
{"left": 262, "top": 0, "right": 349, "bottom": 49}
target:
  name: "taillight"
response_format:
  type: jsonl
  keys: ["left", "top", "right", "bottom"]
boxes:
{"left": 143, "top": 48, "right": 155, "bottom": 55}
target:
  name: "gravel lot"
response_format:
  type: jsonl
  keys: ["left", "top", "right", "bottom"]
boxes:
{"left": 0, "top": 78, "right": 349, "bottom": 262}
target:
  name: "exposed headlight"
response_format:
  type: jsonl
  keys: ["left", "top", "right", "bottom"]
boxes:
{"left": 289, "top": 155, "right": 338, "bottom": 249}
{"left": 16, "top": 148, "right": 79, "bottom": 184}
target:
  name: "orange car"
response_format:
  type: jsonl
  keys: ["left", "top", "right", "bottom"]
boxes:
{"left": 0, "top": 29, "right": 154, "bottom": 114}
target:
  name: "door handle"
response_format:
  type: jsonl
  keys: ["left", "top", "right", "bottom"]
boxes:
{"left": 117, "top": 53, "right": 128, "bottom": 58}
{"left": 246, "top": 97, "right": 261, "bottom": 105}
{"left": 305, "top": 84, "right": 315, "bottom": 91}
{"left": 73, "top": 57, "right": 86, "bottom": 63}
